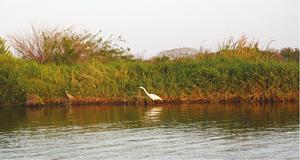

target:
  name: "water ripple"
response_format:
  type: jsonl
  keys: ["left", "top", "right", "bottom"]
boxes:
{"left": 0, "top": 103, "right": 299, "bottom": 159}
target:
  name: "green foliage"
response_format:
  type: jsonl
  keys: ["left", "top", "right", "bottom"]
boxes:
{"left": 0, "top": 51, "right": 298, "bottom": 106}
{"left": 0, "top": 55, "right": 26, "bottom": 105}
{"left": 0, "top": 34, "right": 299, "bottom": 106}
{"left": 0, "top": 37, "right": 11, "bottom": 55}
{"left": 280, "top": 47, "right": 299, "bottom": 62}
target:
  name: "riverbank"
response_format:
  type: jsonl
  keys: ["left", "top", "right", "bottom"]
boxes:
{"left": 1, "top": 51, "right": 298, "bottom": 107}
{"left": 1, "top": 31, "right": 299, "bottom": 107}
{"left": 25, "top": 94, "right": 299, "bottom": 107}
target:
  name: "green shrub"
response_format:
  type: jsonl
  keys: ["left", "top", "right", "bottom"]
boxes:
{"left": 0, "top": 37, "right": 11, "bottom": 55}
{"left": 0, "top": 55, "right": 26, "bottom": 106}
{"left": 280, "top": 48, "right": 299, "bottom": 62}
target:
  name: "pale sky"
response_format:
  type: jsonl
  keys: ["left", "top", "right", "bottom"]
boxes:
{"left": 0, "top": 0, "right": 299, "bottom": 58}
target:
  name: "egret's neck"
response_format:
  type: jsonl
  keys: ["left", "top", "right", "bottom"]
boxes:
{"left": 141, "top": 88, "right": 149, "bottom": 95}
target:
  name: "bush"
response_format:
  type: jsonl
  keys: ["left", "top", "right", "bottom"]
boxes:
{"left": 9, "top": 27, "right": 132, "bottom": 64}
{"left": 0, "top": 37, "right": 11, "bottom": 55}
{"left": 280, "top": 47, "right": 299, "bottom": 62}
{"left": 0, "top": 55, "right": 26, "bottom": 106}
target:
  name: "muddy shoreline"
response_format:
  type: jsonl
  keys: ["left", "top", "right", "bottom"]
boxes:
{"left": 25, "top": 94, "right": 299, "bottom": 107}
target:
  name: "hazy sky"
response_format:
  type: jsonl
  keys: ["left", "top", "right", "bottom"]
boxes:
{"left": 0, "top": 0, "right": 299, "bottom": 58}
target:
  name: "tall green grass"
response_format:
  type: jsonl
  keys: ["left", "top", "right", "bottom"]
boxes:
{"left": 0, "top": 53, "right": 298, "bottom": 106}
{"left": 0, "top": 32, "right": 299, "bottom": 106}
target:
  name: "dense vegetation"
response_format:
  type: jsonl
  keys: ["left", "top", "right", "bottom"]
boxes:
{"left": 0, "top": 28, "right": 299, "bottom": 106}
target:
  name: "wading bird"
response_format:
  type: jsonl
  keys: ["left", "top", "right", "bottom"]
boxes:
{"left": 65, "top": 91, "right": 74, "bottom": 100}
{"left": 139, "top": 87, "right": 163, "bottom": 101}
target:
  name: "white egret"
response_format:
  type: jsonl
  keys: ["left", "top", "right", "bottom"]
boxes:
{"left": 139, "top": 87, "right": 163, "bottom": 101}
{"left": 65, "top": 91, "right": 74, "bottom": 100}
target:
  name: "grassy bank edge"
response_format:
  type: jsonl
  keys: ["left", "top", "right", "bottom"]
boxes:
{"left": 1, "top": 54, "right": 298, "bottom": 107}
{"left": 25, "top": 91, "right": 299, "bottom": 107}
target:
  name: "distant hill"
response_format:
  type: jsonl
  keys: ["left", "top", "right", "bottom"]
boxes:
{"left": 156, "top": 47, "right": 199, "bottom": 59}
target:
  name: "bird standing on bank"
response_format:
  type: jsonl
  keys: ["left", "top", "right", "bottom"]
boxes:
{"left": 139, "top": 86, "right": 163, "bottom": 101}
{"left": 65, "top": 91, "right": 74, "bottom": 101}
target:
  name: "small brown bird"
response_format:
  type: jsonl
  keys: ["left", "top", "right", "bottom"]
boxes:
{"left": 65, "top": 91, "right": 74, "bottom": 100}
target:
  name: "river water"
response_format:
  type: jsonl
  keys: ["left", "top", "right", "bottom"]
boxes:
{"left": 0, "top": 103, "right": 299, "bottom": 159}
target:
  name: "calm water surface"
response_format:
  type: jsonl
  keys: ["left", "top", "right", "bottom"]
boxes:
{"left": 0, "top": 104, "right": 299, "bottom": 159}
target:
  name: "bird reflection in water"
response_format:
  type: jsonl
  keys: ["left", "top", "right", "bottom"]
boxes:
{"left": 144, "top": 107, "right": 163, "bottom": 121}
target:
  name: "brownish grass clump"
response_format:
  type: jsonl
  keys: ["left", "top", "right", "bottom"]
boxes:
{"left": 9, "top": 26, "right": 132, "bottom": 64}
